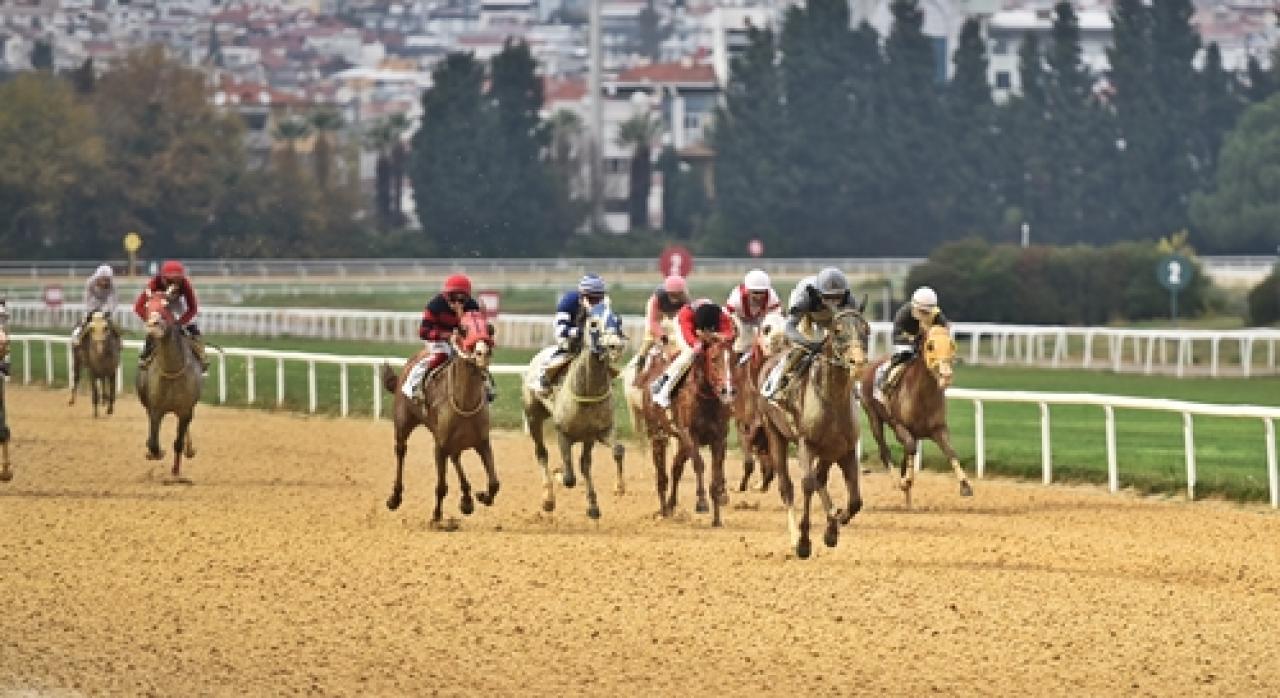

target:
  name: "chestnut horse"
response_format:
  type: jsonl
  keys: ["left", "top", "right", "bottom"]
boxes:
{"left": 636, "top": 337, "right": 734, "bottom": 526}
{"left": 0, "top": 303, "right": 11, "bottom": 482}
{"left": 731, "top": 311, "right": 786, "bottom": 492}
{"left": 70, "top": 311, "right": 122, "bottom": 418}
{"left": 860, "top": 324, "right": 974, "bottom": 508}
{"left": 136, "top": 293, "right": 202, "bottom": 483}
{"left": 758, "top": 306, "right": 869, "bottom": 559}
{"left": 382, "top": 312, "right": 498, "bottom": 525}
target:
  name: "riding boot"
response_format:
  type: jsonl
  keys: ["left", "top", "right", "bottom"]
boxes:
{"left": 485, "top": 371, "right": 497, "bottom": 403}
{"left": 192, "top": 337, "right": 209, "bottom": 375}
{"left": 138, "top": 336, "right": 155, "bottom": 369}
{"left": 875, "top": 356, "right": 909, "bottom": 404}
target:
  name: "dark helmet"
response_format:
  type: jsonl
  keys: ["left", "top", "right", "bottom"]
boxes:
{"left": 693, "top": 301, "right": 723, "bottom": 330}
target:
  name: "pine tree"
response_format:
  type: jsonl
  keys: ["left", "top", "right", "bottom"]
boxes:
{"left": 945, "top": 17, "right": 1000, "bottom": 238}
{"left": 1245, "top": 56, "right": 1276, "bottom": 103}
{"left": 1195, "top": 43, "right": 1245, "bottom": 189}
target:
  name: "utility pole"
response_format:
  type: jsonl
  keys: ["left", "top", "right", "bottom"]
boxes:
{"left": 588, "top": 0, "right": 604, "bottom": 231}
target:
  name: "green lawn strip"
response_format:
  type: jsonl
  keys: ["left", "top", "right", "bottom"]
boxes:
{"left": 10, "top": 335, "right": 1277, "bottom": 503}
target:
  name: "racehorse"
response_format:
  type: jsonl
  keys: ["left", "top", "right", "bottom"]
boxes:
{"left": 861, "top": 324, "right": 973, "bottom": 508}
{"left": 382, "top": 311, "right": 499, "bottom": 526}
{"left": 635, "top": 336, "right": 734, "bottom": 526}
{"left": 731, "top": 311, "right": 786, "bottom": 492}
{"left": 136, "top": 293, "right": 201, "bottom": 483}
{"left": 759, "top": 306, "right": 870, "bottom": 559}
{"left": 70, "top": 311, "right": 122, "bottom": 418}
{"left": 521, "top": 303, "right": 626, "bottom": 519}
{"left": 0, "top": 302, "right": 11, "bottom": 482}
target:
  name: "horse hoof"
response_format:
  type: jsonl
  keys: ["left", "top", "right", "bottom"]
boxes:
{"left": 476, "top": 492, "right": 493, "bottom": 507}
{"left": 542, "top": 499, "right": 555, "bottom": 513}
{"left": 460, "top": 496, "right": 475, "bottom": 516}
{"left": 695, "top": 500, "right": 709, "bottom": 514}
{"left": 0, "top": 470, "right": 12, "bottom": 483}
{"left": 712, "top": 519, "right": 723, "bottom": 528}
{"left": 796, "top": 539, "right": 812, "bottom": 560}
{"left": 386, "top": 494, "right": 402, "bottom": 511}
{"left": 162, "top": 476, "right": 193, "bottom": 486}
{"left": 587, "top": 506, "right": 601, "bottom": 520}
{"left": 612, "top": 486, "right": 625, "bottom": 497}
{"left": 562, "top": 475, "right": 577, "bottom": 489}
{"left": 146, "top": 451, "right": 163, "bottom": 461}
{"left": 716, "top": 492, "right": 729, "bottom": 507}
{"left": 960, "top": 481, "right": 974, "bottom": 497}
{"left": 823, "top": 527, "right": 839, "bottom": 548}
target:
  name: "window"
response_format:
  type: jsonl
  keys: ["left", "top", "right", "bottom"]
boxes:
{"left": 683, "top": 113, "right": 700, "bottom": 130}
{"left": 995, "top": 71, "right": 1011, "bottom": 90}
{"left": 991, "top": 38, "right": 1008, "bottom": 56}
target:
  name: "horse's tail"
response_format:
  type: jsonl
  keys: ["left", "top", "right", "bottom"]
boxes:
{"left": 380, "top": 363, "right": 400, "bottom": 394}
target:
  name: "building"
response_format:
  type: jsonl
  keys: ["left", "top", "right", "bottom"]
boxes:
{"left": 986, "top": 5, "right": 1112, "bottom": 101}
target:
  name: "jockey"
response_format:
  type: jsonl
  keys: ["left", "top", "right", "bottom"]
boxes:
{"left": 649, "top": 299, "right": 735, "bottom": 409}
{"left": 874, "top": 286, "right": 950, "bottom": 403}
{"left": 133, "top": 260, "right": 206, "bottom": 373}
{"left": 633, "top": 274, "right": 689, "bottom": 383}
{"left": 724, "top": 268, "right": 780, "bottom": 364}
{"left": 401, "top": 274, "right": 495, "bottom": 403}
{"left": 760, "top": 267, "right": 855, "bottom": 401}
{"left": 531, "top": 273, "right": 612, "bottom": 398}
{"left": 72, "top": 264, "right": 118, "bottom": 349}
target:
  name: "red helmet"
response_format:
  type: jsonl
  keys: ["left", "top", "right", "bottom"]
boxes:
{"left": 161, "top": 260, "right": 186, "bottom": 278}
{"left": 443, "top": 274, "right": 472, "bottom": 296}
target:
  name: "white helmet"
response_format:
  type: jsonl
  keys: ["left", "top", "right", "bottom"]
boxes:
{"left": 744, "top": 269, "right": 770, "bottom": 292}
{"left": 911, "top": 286, "right": 938, "bottom": 310}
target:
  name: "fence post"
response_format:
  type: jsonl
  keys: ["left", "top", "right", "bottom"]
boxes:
{"left": 276, "top": 357, "right": 285, "bottom": 406}
{"left": 21, "top": 338, "right": 30, "bottom": 384}
{"left": 372, "top": 364, "right": 382, "bottom": 420}
{"left": 914, "top": 445, "right": 923, "bottom": 472}
{"left": 973, "top": 399, "right": 985, "bottom": 479}
{"left": 1211, "top": 338, "right": 1220, "bottom": 378}
{"left": 246, "top": 356, "right": 256, "bottom": 404}
{"left": 218, "top": 352, "right": 227, "bottom": 404}
{"left": 44, "top": 339, "right": 53, "bottom": 385}
{"left": 1040, "top": 401, "right": 1051, "bottom": 485}
{"left": 340, "top": 362, "right": 349, "bottom": 417}
{"left": 116, "top": 362, "right": 123, "bottom": 394}
{"left": 1265, "top": 418, "right": 1277, "bottom": 510}
{"left": 307, "top": 360, "right": 317, "bottom": 414}
{"left": 1183, "top": 411, "right": 1196, "bottom": 501}
{"left": 65, "top": 341, "right": 74, "bottom": 388}
{"left": 1104, "top": 404, "right": 1118, "bottom": 493}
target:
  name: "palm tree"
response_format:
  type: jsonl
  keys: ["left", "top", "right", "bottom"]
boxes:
{"left": 272, "top": 116, "right": 312, "bottom": 171}
{"left": 309, "top": 108, "right": 345, "bottom": 189}
{"left": 363, "top": 121, "right": 395, "bottom": 225}
{"left": 616, "top": 111, "right": 662, "bottom": 230}
{"left": 385, "top": 113, "right": 411, "bottom": 218}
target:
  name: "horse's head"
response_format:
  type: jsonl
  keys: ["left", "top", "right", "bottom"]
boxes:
{"left": 455, "top": 310, "right": 493, "bottom": 369}
{"left": 758, "top": 311, "right": 787, "bottom": 358}
{"left": 827, "top": 303, "right": 871, "bottom": 375}
{"left": 143, "top": 292, "right": 175, "bottom": 340}
{"left": 701, "top": 338, "right": 735, "bottom": 404}
{"left": 923, "top": 325, "right": 957, "bottom": 389}
{"left": 584, "top": 303, "right": 625, "bottom": 364}
{"left": 88, "top": 311, "right": 109, "bottom": 343}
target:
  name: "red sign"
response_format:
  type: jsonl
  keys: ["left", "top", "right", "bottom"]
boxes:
{"left": 477, "top": 290, "right": 500, "bottom": 319}
{"left": 43, "top": 284, "right": 64, "bottom": 309}
{"left": 658, "top": 245, "right": 694, "bottom": 278}
{"left": 747, "top": 239, "right": 764, "bottom": 257}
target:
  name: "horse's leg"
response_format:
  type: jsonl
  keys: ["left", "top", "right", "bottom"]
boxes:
{"left": 933, "top": 426, "right": 974, "bottom": 497}
{"left": 431, "top": 444, "right": 448, "bottom": 525}
{"left": 90, "top": 375, "right": 100, "bottom": 419}
{"left": 184, "top": 423, "right": 195, "bottom": 458}
{"left": 386, "top": 415, "right": 418, "bottom": 510}
{"left": 452, "top": 453, "right": 474, "bottom": 516}
{"left": 768, "top": 425, "right": 802, "bottom": 552}
{"left": 815, "top": 459, "right": 840, "bottom": 548}
{"left": 556, "top": 429, "right": 577, "bottom": 489}
{"left": 837, "top": 450, "right": 863, "bottom": 525}
{"left": 651, "top": 436, "right": 670, "bottom": 517}
{"left": 597, "top": 430, "right": 625, "bottom": 496}
{"left": 690, "top": 442, "right": 710, "bottom": 515}
{"left": 0, "top": 441, "right": 9, "bottom": 482}
{"left": 866, "top": 407, "right": 900, "bottom": 489}
{"left": 145, "top": 410, "right": 163, "bottom": 460}
{"left": 580, "top": 441, "right": 600, "bottom": 520}
{"left": 107, "top": 373, "right": 116, "bottom": 415}
{"left": 737, "top": 418, "right": 754, "bottom": 492}
{"left": 171, "top": 414, "right": 192, "bottom": 479}
{"left": 667, "top": 444, "right": 688, "bottom": 514}
{"left": 889, "top": 421, "right": 918, "bottom": 509}
{"left": 709, "top": 437, "right": 728, "bottom": 527}
{"left": 528, "top": 410, "right": 555, "bottom": 513}
{"left": 795, "top": 441, "right": 815, "bottom": 559}
{"left": 68, "top": 351, "right": 79, "bottom": 405}
{"left": 475, "top": 439, "right": 500, "bottom": 507}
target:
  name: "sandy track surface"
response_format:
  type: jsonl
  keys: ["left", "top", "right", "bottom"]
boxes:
{"left": 2, "top": 385, "right": 1279, "bottom": 696}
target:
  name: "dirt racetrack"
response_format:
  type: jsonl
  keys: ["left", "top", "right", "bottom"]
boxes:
{"left": 2, "top": 385, "right": 1279, "bottom": 696}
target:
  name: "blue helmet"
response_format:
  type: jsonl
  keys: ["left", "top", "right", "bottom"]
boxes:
{"left": 578, "top": 274, "right": 606, "bottom": 297}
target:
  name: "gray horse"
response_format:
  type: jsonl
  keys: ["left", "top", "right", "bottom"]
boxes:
{"left": 136, "top": 293, "right": 202, "bottom": 483}
{"left": 521, "top": 304, "right": 626, "bottom": 519}
{"left": 70, "top": 311, "right": 122, "bottom": 418}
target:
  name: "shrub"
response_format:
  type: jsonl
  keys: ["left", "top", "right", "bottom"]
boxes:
{"left": 1247, "top": 267, "right": 1280, "bottom": 326}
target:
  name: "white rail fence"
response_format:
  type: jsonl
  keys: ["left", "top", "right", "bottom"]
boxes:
{"left": 7, "top": 334, "right": 1278, "bottom": 509}
{"left": 8, "top": 301, "right": 1280, "bottom": 376}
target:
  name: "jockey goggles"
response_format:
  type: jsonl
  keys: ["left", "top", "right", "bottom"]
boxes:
{"left": 583, "top": 293, "right": 605, "bottom": 306}
{"left": 447, "top": 292, "right": 469, "bottom": 304}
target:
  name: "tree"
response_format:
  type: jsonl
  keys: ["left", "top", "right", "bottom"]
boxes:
{"left": 1189, "top": 94, "right": 1280, "bottom": 252}
{"left": 272, "top": 115, "right": 311, "bottom": 171}
{"left": 635, "top": 0, "right": 671, "bottom": 63}
{"left": 0, "top": 73, "right": 106, "bottom": 256}
{"left": 309, "top": 108, "right": 345, "bottom": 189}
{"left": 1194, "top": 43, "right": 1245, "bottom": 189}
{"left": 67, "top": 58, "right": 95, "bottom": 95}
{"left": 656, "top": 144, "right": 682, "bottom": 235}
{"left": 30, "top": 40, "right": 53, "bottom": 71}
{"left": 616, "top": 112, "right": 660, "bottom": 230}
{"left": 1245, "top": 56, "right": 1276, "bottom": 103}
{"left": 945, "top": 17, "right": 1000, "bottom": 238}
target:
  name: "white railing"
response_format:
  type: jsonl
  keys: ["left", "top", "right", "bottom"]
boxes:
{"left": 946, "top": 388, "right": 1280, "bottom": 509}
{"left": 8, "top": 333, "right": 1277, "bottom": 508}
{"left": 8, "top": 301, "right": 1280, "bottom": 376}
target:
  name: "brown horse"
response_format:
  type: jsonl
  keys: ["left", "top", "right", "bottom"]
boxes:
{"left": 136, "top": 293, "right": 201, "bottom": 483}
{"left": 382, "top": 313, "right": 498, "bottom": 526}
{"left": 70, "top": 311, "right": 122, "bottom": 418}
{"left": 0, "top": 308, "right": 11, "bottom": 482}
{"left": 731, "top": 311, "right": 786, "bottom": 492}
{"left": 636, "top": 337, "right": 734, "bottom": 526}
{"left": 861, "top": 324, "right": 974, "bottom": 508}
{"left": 758, "top": 307, "right": 869, "bottom": 559}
